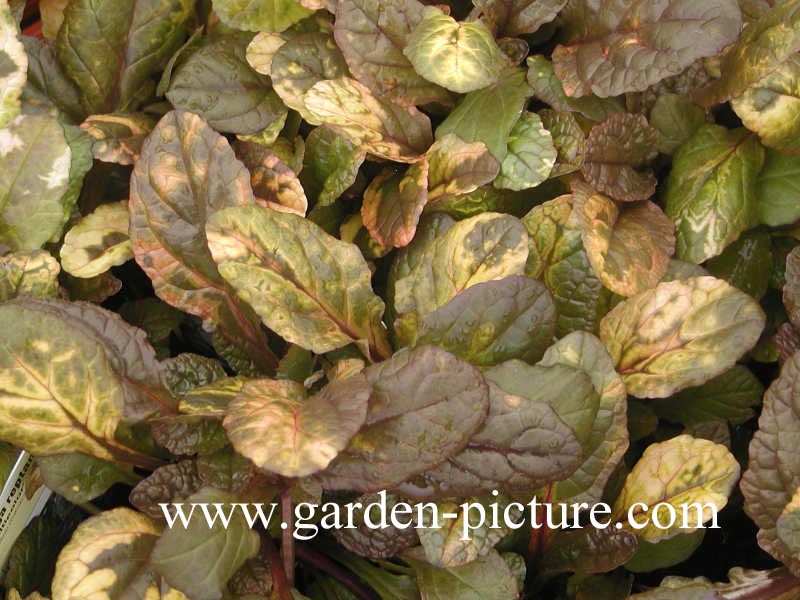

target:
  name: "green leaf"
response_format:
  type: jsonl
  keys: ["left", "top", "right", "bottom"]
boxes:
{"left": 416, "top": 275, "right": 556, "bottom": 367}
{"left": 56, "top": 0, "right": 194, "bottom": 113}
{"left": 333, "top": 0, "right": 452, "bottom": 106}
{"left": 423, "top": 185, "right": 535, "bottom": 219}
{"left": 652, "top": 365, "right": 763, "bottom": 426}
{"left": 387, "top": 212, "right": 455, "bottom": 321}
{"left": 151, "top": 487, "right": 260, "bottom": 600}
{"left": 580, "top": 113, "right": 659, "bottom": 202}
{"left": 270, "top": 32, "right": 349, "bottom": 123}
{"left": 150, "top": 415, "right": 229, "bottom": 456}
{"left": 408, "top": 549, "right": 519, "bottom": 600}
{"left": 403, "top": 7, "right": 509, "bottom": 94}
{"left": 329, "top": 550, "right": 420, "bottom": 600}
{"left": 757, "top": 149, "right": 800, "bottom": 227}
{"left": 207, "top": 204, "right": 392, "bottom": 360}
{"left": 318, "top": 345, "right": 490, "bottom": 492}
{"left": 417, "top": 496, "right": 522, "bottom": 568}
{"left": 400, "top": 364, "right": 582, "bottom": 498}
{"left": 392, "top": 212, "right": 529, "bottom": 346}
{"left": 526, "top": 55, "right": 624, "bottom": 122}
{"left": 212, "top": 0, "right": 313, "bottom": 33}
{"left": 741, "top": 350, "right": 800, "bottom": 574}
{"left": 705, "top": 228, "right": 772, "bottom": 299}
{"left": 21, "top": 37, "right": 84, "bottom": 122}
{"left": 0, "top": 250, "right": 60, "bottom": 300}
{"left": 166, "top": 37, "right": 287, "bottom": 135}
{"left": 415, "top": 276, "right": 556, "bottom": 366}
{"left": 732, "top": 55, "right": 800, "bottom": 154}
{"left": 627, "top": 400, "right": 658, "bottom": 442}
{"left": 572, "top": 187, "right": 675, "bottom": 297}
{"left": 51, "top": 508, "right": 177, "bottom": 600}
{"left": 664, "top": 125, "right": 764, "bottom": 263}
{"left": 37, "top": 453, "right": 137, "bottom": 504}
{"left": 536, "top": 331, "right": 629, "bottom": 505}
{"left": 79, "top": 112, "right": 155, "bottom": 165}
{"left": 539, "top": 109, "right": 585, "bottom": 177}
{"left": 0, "top": 0, "right": 26, "bottom": 128}
{"left": 224, "top": 375, "right": 370, "bottom": 477}
{"left": 60, "top": 200, "right": 133, "bottom": 278}
{"left": 625, "top": 530, "right": 705, "bottom": 573}
{"left": 599, "top": 276, "right": 765, "bottom": 398}
{"left": 304, "top": 76, "right": 433, "bottom": 163}
{"left": 0, "top": 298, "right": 172, "bottom": 462}
{"left": 426, "top": 135, "right": 500, "bottom": 202}
{"left": 572, "top": 572, "right": 633, "bottom": 600}
{"left": 552, "top": 0, "right": 742, "bottom": 98}
{"left": 5, "top": 504, "right": 83, "bottom": 599}
{"left": 60, "top": 123, "right": 94, "bottom": 218}
{"left": 696, "top": 0, "right": 800, "bottom": 107}
{"left": 522, "top": 195, "right": 613, "bottom": 336}
{"left": 475, "top": 0, "right": 565, "bottom": 37}
{"left": 0, "top": 115, "right": 72, "bottom": 252}
{"left": 494, "top": 111, "right": 556, "bottom": 191}
{"left": 162, "top": 353, "right": 227, "bottom": 397}
{"left": 435, "top": 67, "right": 530, "bottom": 161}
{"left": 301, "top": 126, "right": 365, "bottom": 206}
{"left": 129, "top": 110, "right": 276, "bottom": 374}
{"left": 195, "top": 447, "right": 263, "bottom": 495}
{"left": 649, "top": 94, "right": 708, "bottom": 155}
{"left": 612, "top": 435, "right": 740, "bottom": 542}
{"left": 179, "top": 376, "right": 246, "bottom": 418}
{"left": 119, "top": 298, "right": 183, "bottom": 358}
{"left": 540, "top": 526, "right": 638, "bottom": 574}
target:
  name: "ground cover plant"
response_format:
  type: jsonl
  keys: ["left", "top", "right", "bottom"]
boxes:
{"left": 3, "top": 0, "right": 800, "bottom": 597}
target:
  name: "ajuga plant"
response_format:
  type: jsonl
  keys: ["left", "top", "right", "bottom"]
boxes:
{"left": 4, "top": 0, "right": 800, "bottom": 598}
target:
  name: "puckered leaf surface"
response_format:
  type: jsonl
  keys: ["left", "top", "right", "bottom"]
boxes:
{"left": 742, "top": 350, "right": 800, "bottom": 576}
{"left": 552, "top": 0, "right": 742, "bottom": 98}
{"left": 0, "top": 298, "right": 172, "bottom": 462}
{"left": 664, "top": 125, "right": 764, "bottom": 263}
{"left": 612, "top": 434, "right": 740, "bottom": 542}
{"left": 581, "top": 113, "right": 659, "bottom": 202}
{"left": 573, "top": 187, "right": 675, "bottom": 297}
{"left": 207, "top": 204, "right": 392, "bottom": 360}
{"left": 304, "top": 77, "right": 433, "bottom": 163}
{"left": 333, "top": 0, "right": 452, "bottom": 106}
{"left": 129, "top": 110, "right": 276, "bottom": 373}
{"left": 224, "top": 375, "right": 371, "bottom": 477}
{"left": 56, "top": 0, "right": 194, "bottom": 114}
{"left": 599, "top": 276, "right": 765, "bottom": 398}
{"left": 318, "top": 346, "right": 490, "bottom": 492}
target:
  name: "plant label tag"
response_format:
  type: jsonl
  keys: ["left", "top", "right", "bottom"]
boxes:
{"left": 0, "top": 451, "right": 51, "bottom": 572}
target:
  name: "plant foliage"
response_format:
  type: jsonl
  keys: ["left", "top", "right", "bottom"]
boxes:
{"left": 1, "top": 0, "right": 800, "bottom": 598}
